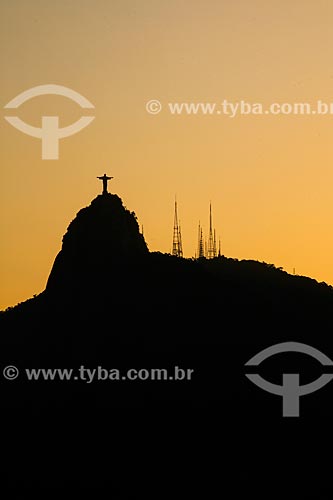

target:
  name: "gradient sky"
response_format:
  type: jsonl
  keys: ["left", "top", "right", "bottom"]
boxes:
{"left": 2, "top": 0, "right": 333, "bottom": 309}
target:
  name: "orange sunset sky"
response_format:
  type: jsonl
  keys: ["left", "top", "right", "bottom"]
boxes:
{"left": 2, "top": 0, "right": 333, "bottom": 309}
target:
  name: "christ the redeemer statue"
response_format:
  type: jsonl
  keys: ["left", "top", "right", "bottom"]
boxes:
{"left": 97, "top": 174, "right": 113, "bottom": 195}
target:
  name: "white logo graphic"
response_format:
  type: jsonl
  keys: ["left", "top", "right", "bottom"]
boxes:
{"left": 4, "top": 84, "right": 95, "bottom": 159}
{"left": 245, "top": 342, "right": 333, "bottom": 417}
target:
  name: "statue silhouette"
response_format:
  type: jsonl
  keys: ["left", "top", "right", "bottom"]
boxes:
{"left": 97, "top": 174, "right": 113, "bottom": 194}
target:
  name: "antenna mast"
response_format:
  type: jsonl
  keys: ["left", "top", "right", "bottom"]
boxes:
{"left": 172, "top": 199, "right": 183, "bottom": 257}
{"left": 207, "top": 203, "right": 216, "bottom": 259}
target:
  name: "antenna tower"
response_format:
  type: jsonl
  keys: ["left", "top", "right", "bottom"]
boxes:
{"left": 172, "top": 199, "right": 183, "bottom": 257}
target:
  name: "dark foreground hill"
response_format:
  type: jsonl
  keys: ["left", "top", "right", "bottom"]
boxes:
{"left": 3, "top": 192, "right": 333, "bottom": 497}
{"left": 1, "top": 192, "right": 333, "bottom": 413}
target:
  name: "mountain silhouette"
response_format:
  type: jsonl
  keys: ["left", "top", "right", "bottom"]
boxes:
{"left": 2, "top": 190, "right": 333, "bottom": 415}
{"left": 3, "top": 190, "right": 333, "bottom": 497}
{"left": 46, "top": 193, "right": 148, "bottom": 297}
